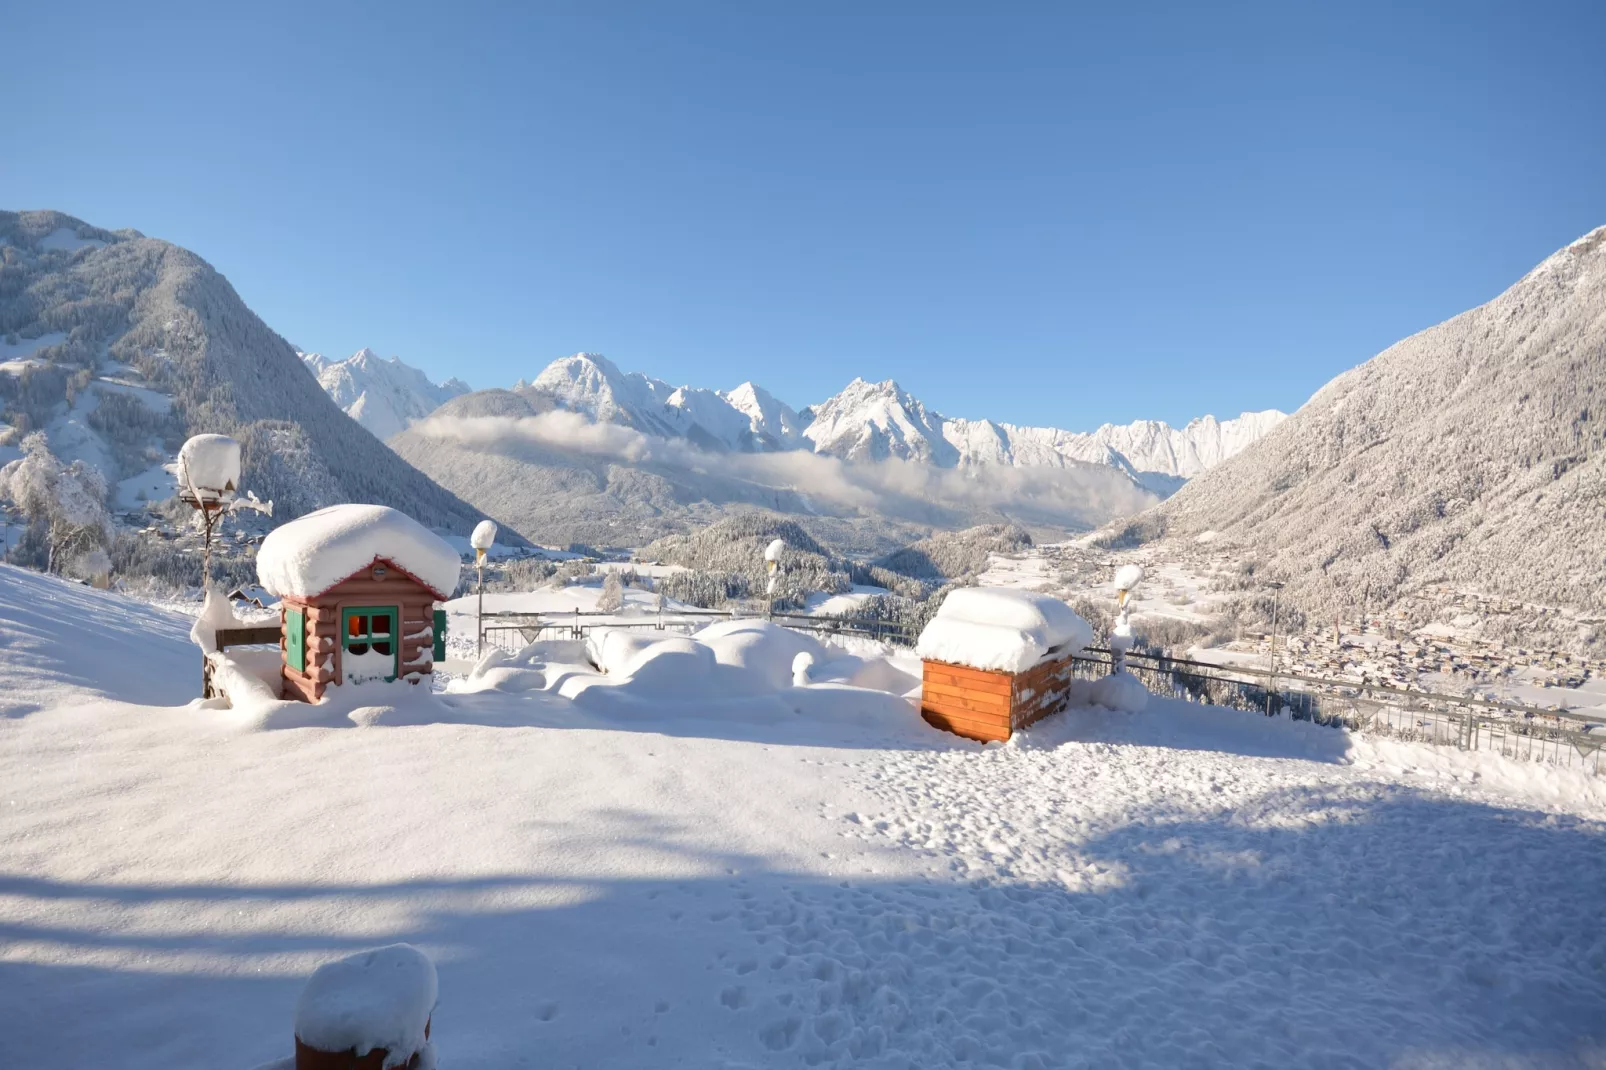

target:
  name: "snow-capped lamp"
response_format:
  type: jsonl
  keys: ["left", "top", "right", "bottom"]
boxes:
{"left": 470, "top": 520, "right": 497, "bottom": 565}
{"left": 176, "top": 433, "right": 272, "bottom": 587}
{"left": 469, "top": 520, "right": 498, "bottom": 657}
{"left": 1110, "top": 563, "right": 1144, "bottom": 673}
{"left": 764, "top": 538, "right": 785, "bottom": 597}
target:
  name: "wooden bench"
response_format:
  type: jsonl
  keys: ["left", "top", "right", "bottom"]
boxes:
{"left": 201, "top": 625, "right": 282, "bottom": 699}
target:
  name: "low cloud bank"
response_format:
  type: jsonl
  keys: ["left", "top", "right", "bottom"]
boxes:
{"left": 413, "top": 410, "right": 1158, "bottom": 529}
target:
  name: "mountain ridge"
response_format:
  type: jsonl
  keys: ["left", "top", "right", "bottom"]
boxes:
{"left": 1112, "top": 224, "right": 1606, "bottom": 634}
{"left": 465, "top": 353, "right": 1285, "bottom": 491}
{"left": 0, "top": 209, "right": 521, "bottom": 541}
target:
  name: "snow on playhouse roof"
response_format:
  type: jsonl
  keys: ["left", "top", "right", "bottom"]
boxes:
{"left": 916, "top": 587, "right": 1093, "bottom": 674}
{"left": 257, "top": 504, "right": 461, "bottom": 600}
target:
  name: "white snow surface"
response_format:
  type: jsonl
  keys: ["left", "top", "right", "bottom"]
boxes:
{"left": 257, "top": 504, "right": 461, "bottom": 600}
{"left": 294, "top": 944, "right": 437, "bottom": 1064}
{"left": 916, "top": 587, "right": 1093, "bottom": 673}
{"left": 2, "top": 568, "right": 1605, "bottom": 1069}
{"left": 1113, "top": 563, "right": 1144, "bottom": 591}
{"left": 469, "top": 519, "right": 497, "bottom": 551}
{"left": 176, "top": 433, "right": 241, "bottom": 500}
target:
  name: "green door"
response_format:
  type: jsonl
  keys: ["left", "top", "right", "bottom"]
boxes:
{"left": 341, "top": 606, "right": 399, "bottom": 683}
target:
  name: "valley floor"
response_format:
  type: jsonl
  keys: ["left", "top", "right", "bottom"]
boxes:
{"left": 1, "top": 566, "right": 1603, "bottom": 1069}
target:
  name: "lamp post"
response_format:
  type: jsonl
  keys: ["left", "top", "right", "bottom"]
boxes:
{"left": 1265, "top": 580, "right": 1285, "bottom": 716}
{"left": 470, "top": 521, "right": 498, "bottom": 658}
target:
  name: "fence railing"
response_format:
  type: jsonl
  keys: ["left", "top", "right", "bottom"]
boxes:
{"left": 474, "top": 609, "right": 1602, "bottom": 774}
{"left": 1075, "top": 647, "right": 1604, "bottom": 775}
{"left": 477, "top": 607, "right": 918, "bottom": 655}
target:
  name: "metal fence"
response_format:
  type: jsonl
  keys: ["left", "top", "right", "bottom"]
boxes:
{"left": 475, "top": 609, "right": 1602, "bottom": 775}
{"left": 1076, "top": 647, "right": 1604, "bottom": 775}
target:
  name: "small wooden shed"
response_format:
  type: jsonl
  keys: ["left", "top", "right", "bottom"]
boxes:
{"left": 920, "top": 652, "right": 1077, "bottom": 743}
{"left": 256, "top": 504, "right": 462, "bottom": 703}
{"left": 914, "top": 587, "right": 1092, "bottom": 743}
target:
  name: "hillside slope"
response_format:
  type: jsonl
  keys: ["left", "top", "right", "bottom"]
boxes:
{"left": 0, "top": 210, "right": 514, "bottom": 537}
{"left": 1121, "top": 226, "right": 1606, "bottom": 625}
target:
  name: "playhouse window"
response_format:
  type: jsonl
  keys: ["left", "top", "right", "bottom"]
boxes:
{"left": 344, "top": 611, "right": 394, "bottom": 657}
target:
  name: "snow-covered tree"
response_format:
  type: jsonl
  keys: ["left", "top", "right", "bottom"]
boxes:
{"left": 0, "top": 433, "right": 113, "bottom": 574}
{"left": 597, "top": 570, "right": 625, "bottom": 613}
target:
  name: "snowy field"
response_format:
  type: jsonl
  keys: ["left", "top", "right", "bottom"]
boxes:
{"left": 2, "top": 564, "right": 1604, "bottom": 1068}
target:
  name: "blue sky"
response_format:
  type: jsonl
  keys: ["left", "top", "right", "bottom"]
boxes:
{"left": 4, "top": 2, "right": 1603, "bottom": 430}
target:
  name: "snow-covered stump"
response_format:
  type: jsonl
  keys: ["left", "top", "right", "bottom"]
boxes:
{"left": 294, "top": 944, "right": 437, "bottom": 1070}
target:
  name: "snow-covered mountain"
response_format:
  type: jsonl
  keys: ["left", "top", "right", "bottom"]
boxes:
{"left": 508, "top": 355, "right": 1283, "bottom": 494}
{"left": 1127, "top": 224, "right": 1606, "bottom": 629}
{"left": 0, "top": 209, "right": 515, "bottom": 537}
{"left": 523, "top": 353, "right": 808, "bottom": 453}
{"left": 301, "top": 348, "right": 470, "bottom": 441}
{"left": 802, "top": 377, "right": 1285, "bottom": 494}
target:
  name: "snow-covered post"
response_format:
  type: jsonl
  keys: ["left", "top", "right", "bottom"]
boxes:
{"left": 470, "top": 520, "right": 497, "bottom": 658}
{"left": 764, "top": 538, "right": 785, "bottom": 619}
{"left": 293, "top": 944, "right": 437, "bottom": 1070}
{"left": 1111, "top": 564, "right": 1144, "bottom": 674}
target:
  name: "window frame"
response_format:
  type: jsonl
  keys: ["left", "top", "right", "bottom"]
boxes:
{"left": 340, "top": 604, "right": 399, "bottom": 683}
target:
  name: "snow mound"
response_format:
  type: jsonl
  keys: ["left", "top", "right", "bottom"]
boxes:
{"left": 1113, "top": 563, "right": 1144, "bottom": 591}
{"left": 294, "top": 944, "right": 437, "bottom": 1066}
{"left": 469, "top": 519, "right": 497, "bottom": 551}
{"left": 916, "top": 587, "right": 1092, "bottom": 673}
{"left": 562, "top": 620, "right": 920, "bottom": 718}
{"left": 258, "top": 504, "right": 461, "bottom": 600}
{"left": 176, "top": 434, "right": 241, "bottom": 502}
{"left": 696, "top": 618, "right": 825, "bottom": 690}
{"left": 1083, "top": 670, "right": 1149, "bottom": 713}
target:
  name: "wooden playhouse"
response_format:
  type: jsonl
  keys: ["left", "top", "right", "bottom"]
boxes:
{"left": 256, "top": 504, "right": 461, "bottom": 702}
{"left": 915, "top": 588, "right": 1091, "bottom": 743}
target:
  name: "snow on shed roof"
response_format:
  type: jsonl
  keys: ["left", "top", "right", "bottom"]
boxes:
{"left": 916, "top": 587, "right": 1092, "bottom": 674}
{"left": 257, "top": 504, "right": 461, "bottom": 600}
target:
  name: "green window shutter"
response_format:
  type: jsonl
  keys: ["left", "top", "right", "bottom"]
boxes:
{"left": 433, "top": 609, "right": 447, "bottom": 661}
{"left": 286, "top": 608, "right": 306, "bottom": 673}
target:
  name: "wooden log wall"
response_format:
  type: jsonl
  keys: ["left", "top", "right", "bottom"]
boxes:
{"left": 920, "top": 653, "right": 1076, "bottom": 743}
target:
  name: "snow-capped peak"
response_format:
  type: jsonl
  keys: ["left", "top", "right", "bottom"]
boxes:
{"left": 445, "top": 353, "right": 1285, "bottom": 489}
{"left": 300, "top": 348, "right": 471, "bottom": 442}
